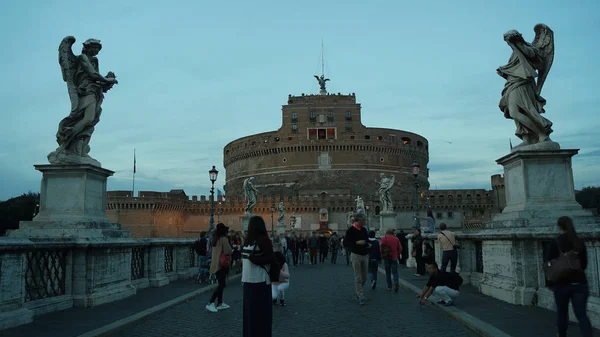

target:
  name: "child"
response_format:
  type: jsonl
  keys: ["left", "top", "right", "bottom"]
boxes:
{"left": 368, "top": 230, "right": 381, "bottom": 289}
{"left": 271, "top": 251, "right": 290, "bottom": 306}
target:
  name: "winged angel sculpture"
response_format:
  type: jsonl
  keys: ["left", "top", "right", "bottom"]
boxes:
{"left": 497, "top": 24, "right": 555, "bottom": 150}
{"left": 48, "top": 36, "right": 118, "bottom": 166}
{"left": 314, "top": 74, "right": 329, "bottom": 92}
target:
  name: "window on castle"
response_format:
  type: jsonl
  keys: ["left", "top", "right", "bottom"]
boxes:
{"left": 292, "top": 123, "right": 298, "bottom": 132}
{"left": 345, "top": 111, "right": 352, "bottom": 120}
{"left": 327, "top": 128, "right": 336, "bottom": 139}
{"left": 364, "top": 135, "right": 371, "bottom": 140}
{"left": 346, "top": 123, "right": 352, "bottom": 131}
{"left": 308, "top": 128, "right": 317, "bottom": 139}
{"left": 292, "top": 112, "right": 298, "bottom": 121}
{"left": 310, "top": 111, "right": 316, "bottom": 121}
{"left": 327, "top": 111, "right": 334, "bottom": 121}
{"left": 318, "top": 129, "right": 326, "bottom": 140}
{"left": 308, "top": 128, "right": 336, "bottom": 140}
{"left": 376, "top": 136, "right": 383, "bottom": 141}
{"left": 436, "top": 212, "right": 443, "bottom": 219}
{"left": 401, "top": 137, "right": 411, "bottom": 145}
{"left": 447, "top": 211, "right": 454, "bottom": 219}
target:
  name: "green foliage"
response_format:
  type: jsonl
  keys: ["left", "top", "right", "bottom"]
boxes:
{"left": 0, "top": 191, "right": 40, "bottom": 235}
{"left": 575, "top": 186, "right": 600, "bottom": 211}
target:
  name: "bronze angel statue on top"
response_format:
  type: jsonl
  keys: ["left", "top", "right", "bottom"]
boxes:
{"left": 497, "top": 24, "right": 555, "bottom": 150}
{"left": 314, "top": 74, "right": 329, "bottom": 93}
{"left": 48, "top": 36, "right": 118, "bottom": 166}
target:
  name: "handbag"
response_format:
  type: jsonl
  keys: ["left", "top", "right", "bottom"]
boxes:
{"left": 441, "top": 231, "right": 460, "bottom": 250}
{"left": 218, "top": 239, "right": 231, "bottom": 269}
{"left": 543, "top": 239, "right": 581, "bottom": 283}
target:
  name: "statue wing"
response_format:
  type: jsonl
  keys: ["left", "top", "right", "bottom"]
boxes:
{"left": 314, "top": 75, "right": 319, "bottom": 80}
{"left": 531, "top": 24, "right": 554, "bottom": 95}
{"left": 324, "top": 78, "right": 330, "bottom": 82}
{"left": 58, "top": 36, "right": 79, "bottom": 112}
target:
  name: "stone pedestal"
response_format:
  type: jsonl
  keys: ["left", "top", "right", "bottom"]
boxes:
{"left": 276, "top": 220, "right": 286, "bottom": 235}
{"left": 379, "top": 213, "right": 397, "bottom": 231}
{"left": 9, "top": 164, "right": 129, "bottom": 239}
{"left": 491, "top": 149, "right": 595, "bottom": 227}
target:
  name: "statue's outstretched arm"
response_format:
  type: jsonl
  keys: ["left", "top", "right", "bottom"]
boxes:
{"left": 79, "top": 55, "right": 117, "bottom": 84}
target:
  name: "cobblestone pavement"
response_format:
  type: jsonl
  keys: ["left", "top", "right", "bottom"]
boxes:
{"left": 397, "top": 264, "right": 600, "bottom": 337}
{"left": 107, "top": 260, "right": 477, "bottom": 337}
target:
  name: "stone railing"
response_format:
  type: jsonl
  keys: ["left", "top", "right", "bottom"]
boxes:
{"left": 405, "top": 226, "right": 600, "bottom": 329}
{"left": 0, "top": 238, "right": 199, "bottom": 330}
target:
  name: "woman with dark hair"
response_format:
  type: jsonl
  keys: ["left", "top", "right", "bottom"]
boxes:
{"left": 544, "top": 216, "right": 592, "bottom": 337}
{"left": 416, "top": 210, "right": 436, "bottom": 233}
{"left": 205, "top": 223, "right": 232, "bottom": 313}
{"left": 412, "top": 228, "right": 425, "bottom": 276}
{"left": 422, "top": 242, "right": 435, "bottom": 266}
{"left": 231, "top": 232, "right": 243, "bottom": 274}
{"left": 242, "top": 216, "right": 275, "bottom": 337}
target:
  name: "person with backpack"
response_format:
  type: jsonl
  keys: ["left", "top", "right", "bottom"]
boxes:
{"left": 193, "top": 232, "right": 209, "bottom": 280}
{"left": 205, "top": 223, "right": 233, "bottom": 313}
{"left": 329, "top": 232, "right": 340, "bottom": 264}
{"left": 367, "top": 230, "right": 381, "bottom": 289}
{"left": 418, "top": 261, "right": 462, "bottom": 307}
{"left": 544, "top": 216, "right": 592, "bottom": 337}
{"left": 380, "top": 228, "right": 402, "bottom": 292}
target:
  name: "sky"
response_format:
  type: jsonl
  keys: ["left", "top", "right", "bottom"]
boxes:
{"left": 0, "top": 0, "right": 599, "bottom": 201}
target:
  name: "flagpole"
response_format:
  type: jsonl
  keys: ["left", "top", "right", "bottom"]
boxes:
{"left": 132, "top": 149, "right": 136, "bottom": 197}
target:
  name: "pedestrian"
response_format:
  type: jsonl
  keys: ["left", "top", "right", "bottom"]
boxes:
{"left": 231, "top": 232, "right": 243, "bottom": 274}
{"left": 423, "top": 242, "right": 435, "bottom": 266}
{"left": 205, "top": 223, "right": 233, "bottom": 313}
{"left": 396, "top": 230, "right": 409, "bottom": 265}
{"left": 345, "top": 213, "right": 371, "bottom": 306}
{"left": 412, "top": 228, "right": 425, "bottom": 276}
{"left": 367, "top": 230, "right": 381, "bottom": 290}
{"left": 415, "top": 210, "right": 436, "bottom": 233}
{"left": 418, "top": 262, "right": 462, "bottom": 306}
{"left": 271, "top": 251, "right": 290, "bottom": 306}
{"left": 343, "top": 233, "right": 352, "bottom": 265}
{"left": 381, "top": 228, "right": 402, "bottom": 292}
{"left": 279, "top": 233, "right": 289, "bottom": 265}
{"left": 318, "top": 233, "right": 329, "bottom": 263}
{"left": 193, "top": 231, "right": 209, "bottom": 282}
{"left": 544, "top": 216, "right": 592, "bottom": 337}
{"left": 299, "top": 234, "right": 307, "bottom": 265}
{"left": 242, "top": 216, "right": 275, "bottom": 337}
{"left": 437, "top": 223, "right": 458, "bottom": 273}
{"left": 290, "top": 233, "right": 299, "bottom": 267}
{"left": 329, "top": 232, "right": 340, "bottom": 264}
{"left": 308, "top": 231, "right": 319, "bottom": 266}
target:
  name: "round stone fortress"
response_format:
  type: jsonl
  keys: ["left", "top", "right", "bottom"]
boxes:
{"left": 223, "top": 91, "right": 430, "bottom": 206}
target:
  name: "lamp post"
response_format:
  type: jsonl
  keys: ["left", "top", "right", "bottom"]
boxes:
{"left": 209, "top": 166, "right": 219, "bottom": 232}
{"left": 412, "top": 160, "right": 420, "bottom": 229}
{"left": 270, "top": 204, "right": 275, "bottom": 237}
{"left": 365, "top": 204, "right": 370, "bottom": 231}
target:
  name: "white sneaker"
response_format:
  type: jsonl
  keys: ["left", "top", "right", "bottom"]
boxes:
{"left": 205, "top": 303, "right": 218, "bottom": 313}
{"left": 216, "top": 303, "right": 230, "bottom": 310}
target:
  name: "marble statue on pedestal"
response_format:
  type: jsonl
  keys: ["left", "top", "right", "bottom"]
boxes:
{"left": 355, "top": 196, "right": 365, "bottom": 214}
{"left": 346, "top": 211, "right": 354, "bottom": 227}
{"left": 49, "top": 36, "right": 119, "bottom": 167}
{"left": 243, "top": 177, "right": 258, "bottom": 215}
{"left": 497, "top": 24, "right": 557, "bottom": 151}
{"left": 277, "top": 201, "right": 285, "bottom": 226}
{"left": 376, "top": 173, "right": 395, "bottom": 214}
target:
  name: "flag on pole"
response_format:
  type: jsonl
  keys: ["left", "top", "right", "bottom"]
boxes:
{"left": 217, "top": 189, "right": 225, "bottom": 201}
{"left": 133, "top": 149, "right": 136, "bottom": 174}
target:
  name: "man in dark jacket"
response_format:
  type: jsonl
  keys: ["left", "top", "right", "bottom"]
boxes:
{"left": 396, "top": 230, "right": 409, "bottom": 265}
{"left": 345, "top": 213, "right": 371, "bottom": 305}
{"left": 308, "top": 232, "right": 319, "bottom": 266}
{"left": 418, "top": 262, "right": 461, "bottom": 306}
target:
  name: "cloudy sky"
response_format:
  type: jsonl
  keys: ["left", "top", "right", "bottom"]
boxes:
{"left": 0, "top": 0, "right": 599, "bottom": 201}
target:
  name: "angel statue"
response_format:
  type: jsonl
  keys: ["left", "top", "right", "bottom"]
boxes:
{"left": 376, "top": 173, "right": 395, "bottom": 214}
{"left": 48, "top": 36, "right": 119, "bottom": 166}
{"left": 314, "top": 74, "right": 330, "bottom": 94}
{"left": 277, "top": 201, "right": 285, "bottom": 226}
{"left": 355, "top": 195, "right": 365, "bottom": 214}
{"left": 290, "top": 212, "right": 297, "bottom": 228}
{"left": 243, "top": 177, "right": 259, "bottom": 215}
{"left": 346, "top": 211, "right": 355, "bottom": 227}
{"left": 497, "top": 24, "right": 556, "bottom": 150}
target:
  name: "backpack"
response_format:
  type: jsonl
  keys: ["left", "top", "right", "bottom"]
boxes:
{"left": 193, "top": 238, "right": 207, "bottom": 256}
{"left": 380, "top": 237, "right": 392, "bottom": 260}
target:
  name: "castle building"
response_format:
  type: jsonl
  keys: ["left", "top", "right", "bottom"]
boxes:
{"left": 106, "top": 80, "right": 505, "bottom": 237}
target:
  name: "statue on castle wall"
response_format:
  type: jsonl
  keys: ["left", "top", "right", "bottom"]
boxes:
{"left": 243, "top": 177, "right": 259, "bottom": 215}
{"left": 355, "top": 196, "right": 365, "bottom": 214}
{"left": 50, "top": 36, "right": 119, "bottom": 167}
{"left": 314, "top": 74, "right": 330, "bottom": 91}
{"left": 277, "top": 201, "right": 285, "bottom": 226}
{"left": 376, "top": 173, "right": 395, "bottom": 214}
{"left": 497, "top": 24, "right": 556, "bottom": 150}
{"left": 346, "top": 211, "right": 354, "bottom": 227}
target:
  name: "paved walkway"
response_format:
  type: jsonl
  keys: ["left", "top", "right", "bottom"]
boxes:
{"left": 105, "top": 261, "right": 477, "bottom": 337}
{"left": 396, "top": 264, "right": 600, "bottom": 337}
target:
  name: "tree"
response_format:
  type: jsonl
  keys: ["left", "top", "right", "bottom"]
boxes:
{"left": 0, "top": 191, "right": 40, "bottom": 235}
{"left": 575, "top": 186, "right": 600, "bottom": 212}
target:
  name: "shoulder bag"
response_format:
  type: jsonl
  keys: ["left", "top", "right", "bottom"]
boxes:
{"left": 219, "top": 238, "right": 231, "bottom": 269}
{"left": 440, "top": 231, "right": 460, "bottom": 250}
{"left": 543, "top": 239, "right": 581, "bottom": 283}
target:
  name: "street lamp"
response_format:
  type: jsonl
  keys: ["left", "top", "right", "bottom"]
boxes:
{"left": 365, "top": 204, "right": 370, "bottom": 231}
{"left": 209, "top": 166, "right": 219, "bottom": 231}
{"left": 412, "top": 160, "right": 420, "bottom": 229}
{"left": 270, "top": 204, "right": 275, "bottom": 236}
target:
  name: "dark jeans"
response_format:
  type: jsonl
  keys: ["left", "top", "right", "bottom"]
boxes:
{"left": 319, "top": 248, "right": 328, "bottom": 262}
{"left": 415, "top": 256, "right": 425, "bottom": 275}
{"left": 292, "top": 250, "right": 299, "bottom": 266}
{"left": 441, "top": 250, "right": 458, "bottom": 273}
{"left": 368, "top": 259, "right": 379, "bottom": 283}
{"left": 209, "top": 268, "right": 228, "bottom": 304}
{"left": 553, "top": 282, "right": 592, "bottom": 337}
{"left": 345, "top": 248, "right": 351, "bottom": 265}
{"left": 331, "top": 249, "right": 338, "bottom": 264}
{"left": 384, "top": 259, "right": 399, "bottom": 289}
{"left": 309, "top": 248, "right": 318, "bottom": 265}
{"left": 243, "top": 282, "right": 272, "bottom": 337}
